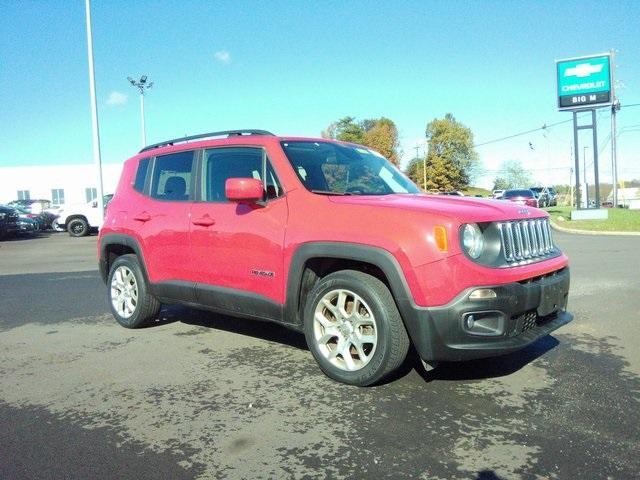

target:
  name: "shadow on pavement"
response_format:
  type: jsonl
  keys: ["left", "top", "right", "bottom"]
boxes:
{"left": 158, "top": 304, "right": 309, "bottom": 350}
{"left": 410, "top": 334, "right": 559, "bottom": 383}
{"left": 155, "top": 304, "right": 559, "bottom": 385}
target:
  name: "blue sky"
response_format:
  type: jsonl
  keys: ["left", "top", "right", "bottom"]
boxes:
{"left": 1, "top": 0, "right": 639, "bottom": 188}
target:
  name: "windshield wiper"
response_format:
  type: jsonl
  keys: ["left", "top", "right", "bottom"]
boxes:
{"left": 311, "top": 190, "right": 354, "bottom": 196}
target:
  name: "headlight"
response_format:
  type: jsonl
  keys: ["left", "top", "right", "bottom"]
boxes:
{"left": 0, "top": 213, "right": 5, "bottom": 220}
{"left": 462, "top": 223, "right": 484, "bottom": 259}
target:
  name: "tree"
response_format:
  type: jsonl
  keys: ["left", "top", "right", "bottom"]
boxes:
{"left": 424, "top": 114, "right": 480, "bottom": 190}
{"left": 492, "top": 177, "right": 510, "bottom": 191}
{"left": 362, "top": 117, "right": 401, "bottom": 165}
{"left": 322, "top": 116, "right": 402, "bottom": 165}
{"left": 500, "top": 159, "right": 532, "bottom": 189}
{"left": 406, "top": 156, "right": 426, "bottom": 189}
{"left": 329, "top": 116, "right": 365, "bottom": 144}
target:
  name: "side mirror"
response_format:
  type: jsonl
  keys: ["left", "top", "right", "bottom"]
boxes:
{"left": 225, "top": 178, "right": 264, "bottom": 203}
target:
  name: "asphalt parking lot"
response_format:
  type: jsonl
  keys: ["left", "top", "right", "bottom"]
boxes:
{"left": 1, "top": 231, "right": 639, "bottom": 479}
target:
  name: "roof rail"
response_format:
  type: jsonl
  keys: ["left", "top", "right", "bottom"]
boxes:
{"left": 139, "top": 129, "right": 275, "bottom": 153}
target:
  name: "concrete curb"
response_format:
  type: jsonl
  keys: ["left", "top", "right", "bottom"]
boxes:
{"left": 549, "top": 220, "right": 640, "bottom": 236}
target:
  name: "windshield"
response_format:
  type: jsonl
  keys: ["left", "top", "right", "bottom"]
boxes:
{"left": 280, "top": 141, "right": 420, "bottom": 195}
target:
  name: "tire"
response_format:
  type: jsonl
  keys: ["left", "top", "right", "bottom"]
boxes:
{"left": 107, "top": 254, "right": 161, "bottom": 328}
{"left": 51, "top": 218, "right": 65, "bottom": 232}
{"left": 67, "top": 217, "right": 89, "bottom": 237}
{"left": 303, "top": 270, "right": 410, "bottom": 386}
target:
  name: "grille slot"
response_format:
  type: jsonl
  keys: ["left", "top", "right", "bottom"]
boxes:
{"left": 498, "top": 218, "right": 555, "bottom": 264}
{"left": 511, "top": 310, "right": 557, "bottom": 336}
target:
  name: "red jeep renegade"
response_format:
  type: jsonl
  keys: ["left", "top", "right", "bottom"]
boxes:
{"left": 99, "top": 129, "right": 572, "bottom": 386}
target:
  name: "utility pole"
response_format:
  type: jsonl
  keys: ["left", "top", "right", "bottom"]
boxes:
{"left": 415, "top": 145, "right": 426, "bottom": 191}
{"left": 610, "top": 49, "right": 620, "bottom": 208}
{"left": 128, "top": 75, "right": 153, "bottom": 147}
{"left": 84, "top": 0, "right": 104, "bottom": 220}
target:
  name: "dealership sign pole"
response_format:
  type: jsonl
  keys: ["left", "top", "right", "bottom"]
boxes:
{"left": 557, "top": 53, "right": 612, "bottom": 211}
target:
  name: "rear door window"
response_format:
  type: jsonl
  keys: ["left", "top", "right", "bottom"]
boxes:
{"left": 150, "top": 151, "right": 195, "bottom": 201}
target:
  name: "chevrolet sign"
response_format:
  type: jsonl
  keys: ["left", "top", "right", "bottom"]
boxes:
{"left": 556, "top": 54, "right": 612, "bottom": 110}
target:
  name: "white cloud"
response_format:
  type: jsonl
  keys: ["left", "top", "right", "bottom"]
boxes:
{"left": 106, "top": 91, "right": 128, "bottom": 106}
{"left": 214, "top": 50, "right": 231, "bottom": 64}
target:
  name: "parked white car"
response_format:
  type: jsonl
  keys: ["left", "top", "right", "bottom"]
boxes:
{"left": 56, "top": 195, "right": 112, "bottom": 237}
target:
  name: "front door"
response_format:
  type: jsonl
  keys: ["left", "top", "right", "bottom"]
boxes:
{"left": 190, "top": 146, "right": 288, "bottom": 309}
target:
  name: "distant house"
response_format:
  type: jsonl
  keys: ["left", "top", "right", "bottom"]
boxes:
{"left": 607, "top": 187, "right": 639, "bottom": 207}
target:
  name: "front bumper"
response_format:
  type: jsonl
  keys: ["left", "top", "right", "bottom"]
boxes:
{"left": 404, "top": 267, "right": 572, "bottom": 362}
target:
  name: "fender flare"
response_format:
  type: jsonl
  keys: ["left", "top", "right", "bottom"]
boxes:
{"left": 284, "top": 242, "right": 418, "bottom": 325}
{"left": 99, "top": 233, "right": 149, "bottom": 284}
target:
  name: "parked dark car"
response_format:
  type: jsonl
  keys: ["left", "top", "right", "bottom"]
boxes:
{"left": 502, "top": 189, "right": 539, "bottom": 207}
{"left": 547, "top": 187, "right": 558, "bottom": 206}
{"left": 15, "top": 216, "right": 39, "bottom": 234}
{"left": 13, "top": 206, "right": 46, "bottom": 230}
{"left": 7, "top": 199, "right": 53, "bottom": 214}
{"left": 0, "top": 205, "right": 20, "bottom": 239}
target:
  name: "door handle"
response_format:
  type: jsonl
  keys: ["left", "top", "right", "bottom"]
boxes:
{"left": 133, "top": 212, "right": 151, "bottom": 222}
{"left": 192, "top": 216, "right": 216, "bottom": 227}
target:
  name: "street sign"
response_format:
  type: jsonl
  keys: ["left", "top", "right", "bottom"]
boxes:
{"left": 556, "top": 54, "right": 612, "bottom": 110}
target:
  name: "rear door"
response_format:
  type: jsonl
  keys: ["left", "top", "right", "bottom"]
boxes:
{"left": 189, "top": 146, "right": 288, "bottom": 306}
{"left": 135, "top": 150, "right": 196, "bottom": 298}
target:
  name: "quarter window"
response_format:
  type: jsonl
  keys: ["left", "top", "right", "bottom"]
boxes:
{"left": 150, "top": 151, "right": 194, "bottom": 201}
{"left": 203, "top": 147, "right": 282, "bottom": 202}
{"left": 134, "top": 158, "right": 150, "bottom": 193}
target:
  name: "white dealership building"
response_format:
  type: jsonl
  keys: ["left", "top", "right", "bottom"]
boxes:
{"left": 0, "top": 163, "right": 124, "bottom": 206}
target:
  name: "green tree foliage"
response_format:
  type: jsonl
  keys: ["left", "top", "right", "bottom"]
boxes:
{"left": 499, "top": 159, "right": 532, "bottom": 189}
{"left": 423, "top": 114, "right": 480, "bottom": 190}
{"left": 492, "top": 177, "right": 510, "bottom": 191}
{"left": 322, "top": 116, "right": 402, "bottom": 165}
{"left": 405, "top": 157, "right": 426, "bottom": 190}
{"left": 363, "top": 118, "right": 401, "bottom": 165}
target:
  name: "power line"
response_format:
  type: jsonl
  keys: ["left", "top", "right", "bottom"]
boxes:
{"left": 474, "top": 102, "right": 640, "bottom": 149}
{"left": 474, "top": 118, "right": 575, "bottom": 148}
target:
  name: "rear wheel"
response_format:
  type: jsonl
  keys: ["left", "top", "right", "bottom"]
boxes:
{"left": 67, "top": 217, "right": 89, "bottom": 237}
{"left": 303, "top": 270, "right": 409, "bottom": 386}
{"left": 107, "top": 254, "right": 160, "bottom": 328}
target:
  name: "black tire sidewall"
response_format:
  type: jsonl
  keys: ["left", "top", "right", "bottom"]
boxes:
{"left": 107, "top": 255, "right": 149, "bottom": 328}
{"left": 68, "top": 218, "right": 88, "bottom": 237}
{"left": 303, "top": 273, "right": 396, "bottom": 386}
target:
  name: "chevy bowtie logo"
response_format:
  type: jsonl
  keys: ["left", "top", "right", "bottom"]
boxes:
{"left": 565, "top": 63, "right": 604, "bottom": 78}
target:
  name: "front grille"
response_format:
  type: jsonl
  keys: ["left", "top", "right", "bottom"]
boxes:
{"left": 497, "top": 218, "right": 555, "bottom": 264}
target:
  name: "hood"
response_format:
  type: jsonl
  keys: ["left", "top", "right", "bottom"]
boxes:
{"left": 328, "top": 194, "right": 547, "bottom": 223}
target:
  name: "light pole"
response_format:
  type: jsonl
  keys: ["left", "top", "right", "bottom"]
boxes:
{"left": 84, "top": 0, "right": 104, "bottom": 220}
{"left": 128, "top": 75, "right": 153, "bottom": 147}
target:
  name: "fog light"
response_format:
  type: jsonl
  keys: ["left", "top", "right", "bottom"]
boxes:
{"left": 469, "top": 288, "right": 497, "bottom": 300}
{"left": 466, "top": 315, "right": 475, "bottom": 329}
{"left": 462, "top": 311, "right": 505, "bottom": 336}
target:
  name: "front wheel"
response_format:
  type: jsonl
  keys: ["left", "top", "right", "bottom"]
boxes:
{"left": 303, "top": 270, "right": 410, "bottom": 386}
{"left": 107, "top": 254, "right": 161, "bottom": 328}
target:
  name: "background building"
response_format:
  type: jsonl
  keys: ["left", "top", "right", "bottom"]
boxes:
{"left": 0, "top": 164, "right": 123, "bottom": 206}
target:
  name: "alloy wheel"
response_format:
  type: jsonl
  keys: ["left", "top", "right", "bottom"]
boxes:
{"left": 313, "top": 289, "right": 378, "bottom": 371}
{"left": 110, "top": 266, "right": 138, "bottom": 319}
